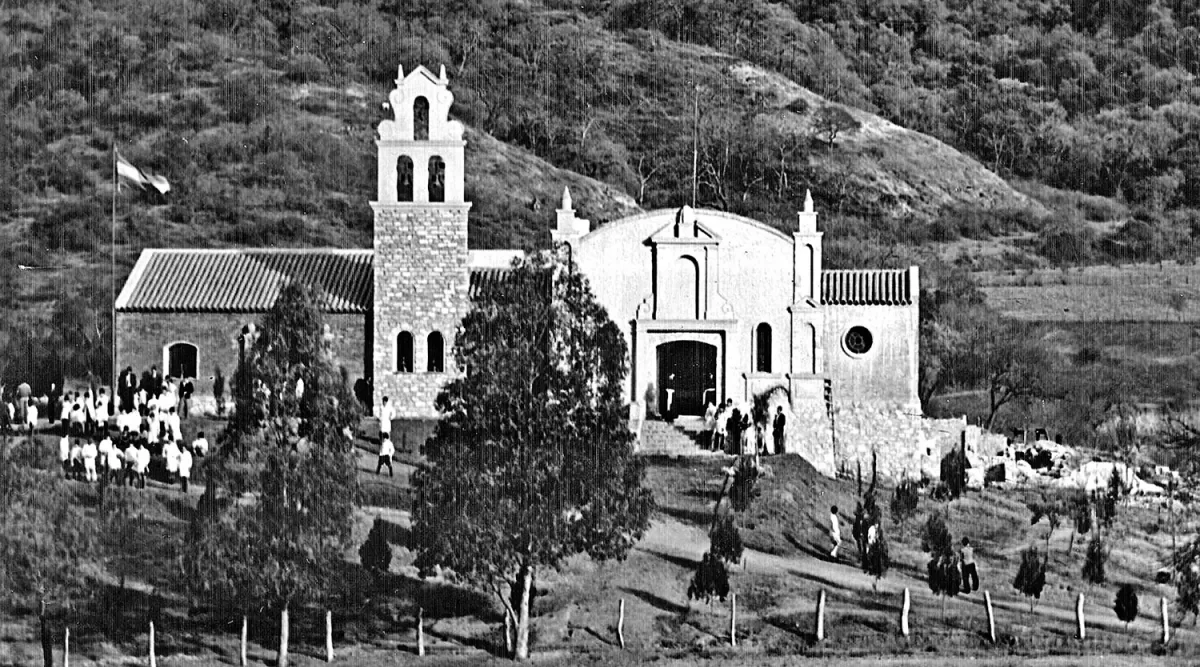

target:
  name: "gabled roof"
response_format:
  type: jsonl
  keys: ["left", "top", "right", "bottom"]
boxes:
{"left": 116, "top": 249, "right": 374, "bottom": 313}
{"left": 821, "top": 269, "right": 913, "bottom": 306}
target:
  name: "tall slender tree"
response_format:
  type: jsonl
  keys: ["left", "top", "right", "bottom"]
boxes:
{"left": 412, "top": 252, "right": 654, "bottom": 660}
{"left": 184, "top": 282, "right": 360, "bottom": 667}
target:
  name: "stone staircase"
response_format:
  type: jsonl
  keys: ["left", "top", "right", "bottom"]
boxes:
{"left": 637, "top": 417, "right": 726, "bottom": 457}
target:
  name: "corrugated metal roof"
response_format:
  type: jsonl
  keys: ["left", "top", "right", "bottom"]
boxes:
{"left": 117, "top": 249, "right": 374, "bottom": 313}
{"left": 821, "top": 269, "right": 912, "bottom": 306}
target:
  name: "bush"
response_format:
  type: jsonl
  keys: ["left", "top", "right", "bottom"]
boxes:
{"left": 890, "top": 479, "right": 919, "bottom": 527}
{"left": 1114, "top": 583, "right": 1139, "bottom": 627}
{"left": 921, "top": 513, "right": 952, "bottom": 554}
{"left": 217, "top": 69, "right": 279, "bottom": 124}
{"left": 1013, "top": 546, "right": 1048, "bottom": 611}
{"left": 687, "top": 552, "right": 729, "bottom": 605}
{"left": 729, "top": 456, "right": 760, "bottom": 512}
{"left": 36, "top": 200, "right": 106, "bottom": 252}
{"left": 863, "top": 527, "right": 890, "bottom": 588}
{"left": 1082, "top": 534, "right": 1107, "bottom": 585}
{"left": 709, "top": 514, "right": 744, "bottom": 565}
{"left": 359, "top": 516, "right": 392, "bottom": 573}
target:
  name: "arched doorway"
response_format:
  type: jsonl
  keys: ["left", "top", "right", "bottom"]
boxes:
{"left": 166, "top": 342, "right": 198, "bottom": 379}
{"left": 656, "top": 341, "right": 717, "bottom": 416}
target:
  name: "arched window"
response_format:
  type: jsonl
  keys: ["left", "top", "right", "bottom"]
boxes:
{"left": 166, "top": 342, "right": 198, "bottom": 379}
{"left": 428, "top": 156, "right": 446, "bottom": 203}
{"left": 755, "top": 323, "right": 772, "bottom": 373}
{"left": 397, "top": 331, "right": 413, "bottom": 373}
{"left": 427, "top": 331, "right": 445, "bottom": 373}
{"left": 413, "top": 96, "right": 429, "bottom": 140}
{"left": 397, "top": 155, "right": 414, "bottom": 202}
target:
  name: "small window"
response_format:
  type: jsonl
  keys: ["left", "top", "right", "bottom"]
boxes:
{"left": 397, "top": 155, "right": 414, "bottom": 202}
{"left": 167, "top": 342, "right": 198, "bottom": 379}
{"left": 755, "top": 323, "right": 772, "bottom": 372}
{"left": 428, "top": 156, "right": 445, "bottom": 203}
{"left": 427, "top": 331, "right": 444, "bottom": 373}
{"left": 844, "top": 326, "right": 874, "bottom": 356}
{"left": 414, "top": 96, "right": 429, "bottom": 140}
{"left": 397, "top": 331, "right": 413, "bottom": 373}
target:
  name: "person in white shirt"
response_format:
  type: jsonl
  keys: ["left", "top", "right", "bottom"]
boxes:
{"left": 59, "top": 392, "right": 72, "bottom": 423}
{"left": 164, "top": 439, "right": 181, "bottom": 483}
{"left": 829, "top": 504, "right": 842, "bottom": 559}
{"left": 378, "top": 396, "right": 393, "bottom": 442}
{"left": 26, "top": 399, "right": 38, "bottom": 433}
{"left": 69, "top": 400, "right": 86, "bottom": 436}
{"left": 135, "top": 442, "right": 151, "bottom": 488}
{"left": 83, "top": 390, "right": 97, "bottom": 435}
{"left": 107, "top": 441, "right": 124, "bottom": 485}
{"left": 178, "top": 446, "right": 193, "bottom": 493}
{"left": 59, "top": 428, "right": 71, "bottom": 477}
{"left": 97, "top": 435, "right": 113, "bottom": 477}
{"left": 376, "top": 435, "right": 395, "bottom": 477}
{"left": 95, "top": 389, "right": 111, "bottom": 430}
{"left": 81, "top": 438, "right": 98, "bottom": 482}
{"left": 166, "top": 407, "right": 182, "bottom": 443}
{"left": 69, "top": 439, "right": 83, "bottom": 481}
{"left": 192, "top": 431, "right": 209, "bottom": 457}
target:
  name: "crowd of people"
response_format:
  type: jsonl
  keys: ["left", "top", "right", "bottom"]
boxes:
{"left": 702, "top": 400, "right": 788, "bottom": 456}
{"left": 2, "top": 365, "right": 207, "bottom": 494}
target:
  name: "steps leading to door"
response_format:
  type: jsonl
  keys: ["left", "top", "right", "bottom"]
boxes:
{"left": 637, "top": 417, "right": 726, "bottom": 457}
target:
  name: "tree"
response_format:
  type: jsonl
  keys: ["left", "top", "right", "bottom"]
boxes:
{"left": 359, "top": 516, "right": 392, "bottom": 573}
{"left": 411, "top": 252, "right": 654, "bottom": 661}
{"left": 1114, "top": 583, "right": 1139, "bottom": 628}
{"left": 0, "top": 435, "right": 98, "bottom": 667}
{"left": 1067, "top": 489, "right": 1092, "bottom": 553}
{"left": 1082, "top": 534, "right": 1108, "bottom": 587}
{"left": 811, "top": 104, "right": 860, "bottom": 147}
{"left": 184, "top": 282, "right": 361, "bottom": 667}
{"left": 709, "top": 513, "right": 744, "bottom": 565}
{"left": 1175, "top": 539, "right": 1200, "bottom": 626}
{"left": 687, "top": 552, "right": 730, "bottom": 605}
{"left": 923, "top": 513, "right": 959, "bottom": 617}
{"left": 863, "top": 525, "right": 890, "bottom": 592}
{"left": 729, "top": 455, "right": 761, "bottom": 511}
{"left": 1013, "top": 545, "right": 1048, "bottom": 614}
{"left": 1028, "top": 493, "right": 1065, "bottom": 555}
{"left": 890, "top": 478, "right": 919, "bottom": 532}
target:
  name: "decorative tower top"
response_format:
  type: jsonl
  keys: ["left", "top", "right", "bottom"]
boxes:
{"left": 373, "top": 64, "right": 467, "bottom": 205}
{"left": 797, "top": 189, "right": 818, "bottom": 234}
{"left": 552, "top": 185, "right": 590, "bottom": 248}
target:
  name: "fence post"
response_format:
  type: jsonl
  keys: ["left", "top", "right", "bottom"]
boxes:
{"left": 730, "top": 593, "right": 737, "bottom": 647}
{"left": 63, "top": 627, "right": 69, "bottom": 667}
{"left": 900, "top": 588, "right": 910, "bottom": 638}
{"left": 617, "top": 599, "right": 626, "bottom": 649}
{"left": 984, "top": 590, "right": 996, "bottom": 643}
{"left": 149, "top": 621, "right": 156, "bottom": 667}
{"left": 815, "top": 590, "right": 826, "bottom": 642}
{"left": 325, "top": 610, "right": 333, "bottom": 662}
{"left": 240, "top": 616, "right": 248, "bottom": 667}
{"left": 416, "top": 607, "right": 425, "bottom": 657}
{"left": 1075, "top": 593, "right": 1086, "bottom": 640}
{"left": 1161, "top": 596, "right": 1170, "bottom": 645}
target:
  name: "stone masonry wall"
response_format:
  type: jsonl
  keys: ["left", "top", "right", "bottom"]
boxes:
{"left": 115, "top": 311, "right": 368, "bottom": 416}
{"left": 372, "top": 203, "right": 471, "bottom": 419}
{"left": 833, "top": 405, "right": 965, "bottom": 481}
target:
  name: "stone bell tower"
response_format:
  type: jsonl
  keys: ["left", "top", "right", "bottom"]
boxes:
{"left": 371, "top": 65, "right": 471, "bottom": 419}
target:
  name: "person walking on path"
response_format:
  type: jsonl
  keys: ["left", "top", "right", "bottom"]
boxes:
{"left": 960, "top": 537, "right": 979, "bottom": 593}
{"left": 829, "top": 504, "right": 843, "bottom": 559}
{"left": 376, "top": 435, "right": 395, "bottom": 477}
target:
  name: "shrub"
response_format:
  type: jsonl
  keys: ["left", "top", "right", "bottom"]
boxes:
{"left": 709, "top": 514, "right": 744, "bottom": 565}
{"left": 1013, "top": 545, "right": 1048, "bottom": 612}
{"left": 1082, "top": 534, "right": 1107, "bottom": 585}
{"left": 1114, "top": 583, "right": 1139, "bottom": 627}
{"left": 863, "top": 526, "right": 890, "bottom": 589}
{"left": 359, "top": 516, "right": 392, "bottom": 573}
{"left": 687, "top": 552, "right": 729, "bottom": 605}
{"left": 36, "top": 200, "right": 106, "bottom": 252}
{"left": 890, "top": 478, "right": 919, "bottom": 528}
{"left": 729, "top": 456, "right": 760, "bottom": 512}
{"left": 921, "top": 513, "right": 952, "bottom": 554}
{"left": 217, "top": 69, "right": 279, "bottom": 124}
{"left": 213, "top": 367, "right": 225, "bottom": 416}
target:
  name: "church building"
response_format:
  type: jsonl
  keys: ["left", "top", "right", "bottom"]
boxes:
{"left": 115, "top": 65, "right": 925, "bottom": 476}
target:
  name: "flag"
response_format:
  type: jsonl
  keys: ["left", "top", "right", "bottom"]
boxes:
{"left": 116, "top": 150, "right": 171, "bottom": 195}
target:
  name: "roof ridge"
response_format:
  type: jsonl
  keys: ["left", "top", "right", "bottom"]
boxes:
{"left": 142, "top": 248, "right": 372, "bottom": 255}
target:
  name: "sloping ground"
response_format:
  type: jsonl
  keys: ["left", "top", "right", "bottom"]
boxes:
{"left": 732, "top": 63, "right": 1048, "bottom": 223}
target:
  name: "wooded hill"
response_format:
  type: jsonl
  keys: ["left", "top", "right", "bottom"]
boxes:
{"left": 3, "top": 0, "right": 1200, "bottom": 384}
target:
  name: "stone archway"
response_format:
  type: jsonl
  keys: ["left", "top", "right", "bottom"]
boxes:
{"left": 656, "top": 340, "right": 717, "bottom": 416}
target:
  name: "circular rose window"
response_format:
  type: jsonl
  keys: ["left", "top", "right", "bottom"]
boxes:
{"left": 844, "top": 326, "right": 874, "bottom": 356}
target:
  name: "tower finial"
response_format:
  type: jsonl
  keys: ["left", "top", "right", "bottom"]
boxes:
{"left": 804, "top": 189, "right": 814, "bottom": 213}
{"left": 439, "top": 64, "right": 447, "bottom": 82}
{"left": 395, "top": 65, "right": 404, "bottom": 85}
{"left": 560, "top": 186, "right": 573, "bottom": 211}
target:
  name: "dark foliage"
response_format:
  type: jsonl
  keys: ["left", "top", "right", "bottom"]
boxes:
{"left": 1114, "top": 583, "right": 1139, "bottom": 627}
{"left": 358, "top": 516, "right": 392, "bottom": 573}
{"left": 709, "top": 514, "right": 744, "bottom": 565}
{"left": 920, "top": 513, "right": 952, "bottom": 555}
{"left": 729, "top": 455, "right": 760, "bottom": 512}
{"left": 863, "top": 526, "right": 890, "bottom": 586}
{"left": 1013, "top": 546, "right": 1048, "bottom": 610}
{"left": 890, "top": 478, "right": 919, "bottom": 527}
{"left": 687, "top": 552, "right": 730, "bottom": 605}
{"left": 1082, "top": 534, "right": 1108, "bottom": 586}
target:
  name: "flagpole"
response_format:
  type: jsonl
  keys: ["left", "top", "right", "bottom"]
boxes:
{"left": 111, "top": 145, "right": 117, "bottom": 400}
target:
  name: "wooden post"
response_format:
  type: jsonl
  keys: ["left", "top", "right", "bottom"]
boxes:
{"left": 416, "top": 607, "right": 425, "bottom": 657}
{"left": 240, "top": 615, "right": 248, "bottom": 667}
{"left": 815, "top": 590, "right": 826, "bottom": 642}
{"left": 63, "top": 626, "right": 69, "bottom": 667}
{"left": 325, "top": 610, "right": 333, "bottom": 662}
{"left": 149, "top": 620, "right": 157, "bottom": 667}
{"left": 729, "top": 593, "right": 737, "bottom": 647}
{"left": 279, "top": 606, "right": 289, "bottom": 667}
{"left": 617, "top": 599, "right": 626, "bottom": 649}
{"left": 1162, "top": 596, "right": 1171, "bottom": 645}
{"left": 900, "top": 588, "right": 910, "bottom": 638}
{"left": 1075, "top": 593, "right": 1086, "bottom": 640}
{"left": 984, "top": 590, "right": 996, "bottom": 644}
